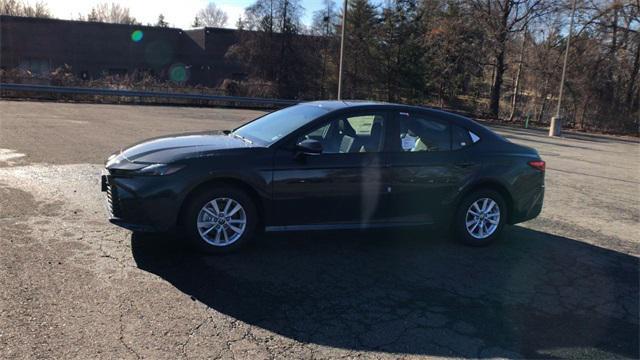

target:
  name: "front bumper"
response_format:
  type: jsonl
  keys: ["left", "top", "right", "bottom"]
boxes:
{"left": 101, "top": 172, "right": 180, "bottom": 232}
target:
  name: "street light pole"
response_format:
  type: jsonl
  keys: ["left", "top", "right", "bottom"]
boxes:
{"left": 550, "top": 0, "right": 577, "bottom": 137}
{"left": 337, "top": 0, "right": 347, "bottom": 100}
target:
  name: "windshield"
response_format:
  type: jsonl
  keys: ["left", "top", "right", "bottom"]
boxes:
{"left": 233, "top": 104, "right": 328, "bottom": 146}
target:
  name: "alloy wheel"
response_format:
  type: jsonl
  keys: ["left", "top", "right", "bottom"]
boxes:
{"left": 197, "top": 197, "right": 247, "bottom": 246}
{"left": 465, "top": 198, "right": 500, "bottom": 239}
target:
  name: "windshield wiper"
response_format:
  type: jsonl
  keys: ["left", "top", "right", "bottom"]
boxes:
{"left": 231, "top": 132, "right": 253, "bottom": 145}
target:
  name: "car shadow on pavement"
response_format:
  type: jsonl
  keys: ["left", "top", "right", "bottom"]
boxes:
{"left": 131, "top": 226, "right": 639, "bottom": 358}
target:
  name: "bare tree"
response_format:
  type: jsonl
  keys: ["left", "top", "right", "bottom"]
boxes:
{"left": 0, "top": 0, "right": 21, "bottom": 15}
{"left": 508, "top": 29, "right": 527, "bottom": 121}
{"left": 1, "top": 0, "right": 50, "bottom": 17}
{"left": 311, "top": 0, "right": 339, "bottom": 35}
{"left": 227, "top": 0, "right": 312, "bottom": 98}
{"left": 81, "top": 2, "right": 138, "bottom": 25}
{"left": 469, "top": 0, "right": 554, "bottom": 117}
{"left": 311, "top": 0, "right": 339, "bottom": 97}
{"left": 197, "top": 2, "right": 228, "bottom": 27}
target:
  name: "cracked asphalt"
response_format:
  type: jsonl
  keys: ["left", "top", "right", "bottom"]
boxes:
{"left": 0, "top": 100, "right": 638, "bottom": 359}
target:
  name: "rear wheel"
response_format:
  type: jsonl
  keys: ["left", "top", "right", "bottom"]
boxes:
{"left": 182, "top": 186, "right": 258, "bottom": 254}
{"left": 453, "top": 189, "right": 507, "bottom": 246}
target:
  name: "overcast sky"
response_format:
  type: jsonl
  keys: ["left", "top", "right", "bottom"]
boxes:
{"left": 43, "top": 0, "right": 326, "bottom": 29}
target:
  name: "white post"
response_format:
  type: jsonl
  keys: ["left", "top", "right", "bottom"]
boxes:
{"left": 550, "top": 0, "right": 577, "bottom": 137}
{"left": 337, "top": 0, "right": 347, "bottom": 100}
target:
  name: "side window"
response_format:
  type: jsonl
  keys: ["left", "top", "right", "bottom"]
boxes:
{"left": 469, "top": 131, "right": 481, "bottom": 143}
{"left": 305, "top": 122, "right": 330, "bottom": 141}
{"left": 298, "top": 113, "right": 386, "bottom": 154}
{"left": 398, "top": 113, "right": 450, "bottom": 152}
{"left": 452, "top": 125, "right": 472, "bottom": 150}
{"left": 346, "top": 115, "right": 375, "bottom": 135}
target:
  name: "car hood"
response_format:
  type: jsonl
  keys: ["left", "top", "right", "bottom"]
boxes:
{"left": 106, "top": 131, "right": 258, "bottom": 168}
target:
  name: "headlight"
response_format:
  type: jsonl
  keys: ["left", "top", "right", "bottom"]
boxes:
{"left": 135, "top": 163, "right": 185, "bottom": 176}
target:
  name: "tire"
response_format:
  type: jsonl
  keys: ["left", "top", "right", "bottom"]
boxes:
{"left": 453, "top": 189, "right": 507, "bottom": 247}
{"left": 182, "top": 186, "right": 258, "bottom": 254}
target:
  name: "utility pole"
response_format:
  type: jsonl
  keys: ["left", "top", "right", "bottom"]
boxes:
{"left": 550, "top": 0, "right": 577, "bottom": 137}
{"left": 337, "top": 0, "right": 347, "bottom": 100}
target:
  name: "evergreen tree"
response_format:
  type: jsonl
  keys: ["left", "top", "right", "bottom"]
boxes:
{"left": 156, "top": 14, "right": 169, "bottom": 27}
{"left": 342, "top": 0, "right": 379, "bottom": 99}
{"left": 192, "top": 16, "right": 202, "bottom": 27}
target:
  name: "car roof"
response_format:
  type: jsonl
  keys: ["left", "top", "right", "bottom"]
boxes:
{"left": 303, "top": 100, "right": 460, "bottom": 114}
{"left": 302, "top": 100, "right": 389, "bottom": 111}
{"left": 301, "top": 100, "right": 470, "bottom": 123}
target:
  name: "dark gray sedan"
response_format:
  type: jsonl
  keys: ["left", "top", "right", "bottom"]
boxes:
{"left": 102, "top": 101, "right": 545, "bottom": 253}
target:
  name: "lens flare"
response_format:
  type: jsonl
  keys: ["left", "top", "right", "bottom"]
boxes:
{"left": 169, "top": 63, "right": 189, "bottom": 83}
{"left": 131, "top": 30, "right": 143, "bottom": 42}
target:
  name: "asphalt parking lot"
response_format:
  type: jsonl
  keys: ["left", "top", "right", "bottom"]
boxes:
{"left": 1, "top": 100, "right": 638, "bottom": 359}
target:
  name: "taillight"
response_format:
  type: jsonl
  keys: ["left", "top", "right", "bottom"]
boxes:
{"left": 528, "top": 160, "right": 546, "bottom": 172}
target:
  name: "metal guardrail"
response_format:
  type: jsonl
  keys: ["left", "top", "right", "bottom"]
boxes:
{"left": 0, "top": 83, "right": 298, "bottom": 106}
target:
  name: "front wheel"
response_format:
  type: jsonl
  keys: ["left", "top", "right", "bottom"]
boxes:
{"left": 182, "top": 186, "right": 258, "bottom": 254}
{"left": 453, "top": 189, "right": 507, "bottom": 246}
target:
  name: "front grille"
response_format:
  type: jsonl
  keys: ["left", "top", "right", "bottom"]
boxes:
{"left": 105, "top": 182, "right": 121, "bottom": 218}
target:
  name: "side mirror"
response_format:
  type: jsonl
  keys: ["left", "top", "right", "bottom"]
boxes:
{"left": 295, "top": 139, "right": 322, "bottom": 156}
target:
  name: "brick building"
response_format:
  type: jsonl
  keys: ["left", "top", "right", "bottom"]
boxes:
{"left": 0, "top": 15, "right": 246, "bottom": 86}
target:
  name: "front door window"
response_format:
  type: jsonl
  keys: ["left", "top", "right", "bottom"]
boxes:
{"left": 299, "top": 113, "right": 386, "bottom": 154}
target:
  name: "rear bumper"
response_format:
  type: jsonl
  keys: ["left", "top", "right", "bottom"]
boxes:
{"left": 509, "top": 184, "right": 544, "bottom": 224}
{"left": 102, "top": 173, "right": 180, "bottom": 232}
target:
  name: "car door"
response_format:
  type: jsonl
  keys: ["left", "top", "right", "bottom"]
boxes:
{"left": 385, "top": 111, "right": 480, "bottom": 225}
{"left": 270, "top": 110, "right": 391, "bottom": 228}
